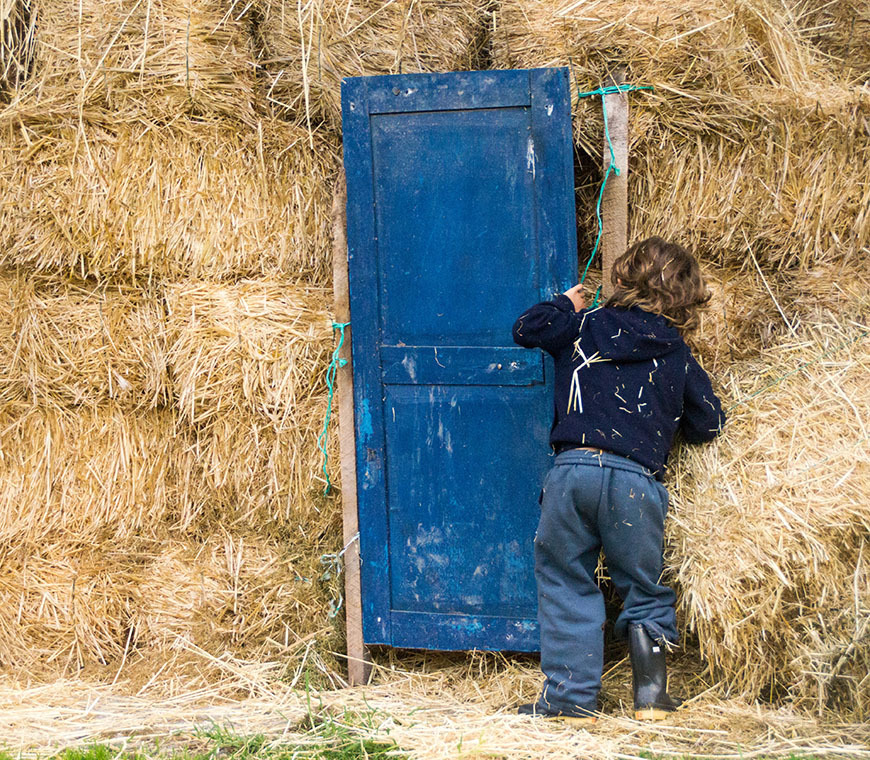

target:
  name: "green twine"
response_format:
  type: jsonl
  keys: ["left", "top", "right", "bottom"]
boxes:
{"left": 575, "top": 84, "right": 655, "bottom": 99}
{"left": 575, "top": 83, "right": 654, "bottom": 308}
{"left": 317, "top": 321, "right": 350, "bottom": 494}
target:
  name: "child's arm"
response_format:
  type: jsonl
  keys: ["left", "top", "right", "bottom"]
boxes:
{"left": 512, "top": 286, "right": 585, "bottom": 355}
{"left": 679, "top": 352, "right": 726, "bottom": 443}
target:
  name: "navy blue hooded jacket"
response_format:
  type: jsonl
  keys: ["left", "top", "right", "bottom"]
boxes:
{"left": 512, "top": 294, "right": 724, "bottom": 478}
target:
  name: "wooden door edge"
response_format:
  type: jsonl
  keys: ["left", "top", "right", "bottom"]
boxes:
{"left": 332, "top": 169, "right": 372, "bottom": 686}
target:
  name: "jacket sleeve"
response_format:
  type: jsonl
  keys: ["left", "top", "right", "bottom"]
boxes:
{"left": 679, "top": 351, "right": 726, "bottom": 443}
{"left": 512, "top": 294, "right": 582, "bottom": 355}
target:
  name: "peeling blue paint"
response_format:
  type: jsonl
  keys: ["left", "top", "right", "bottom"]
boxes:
{"left": 359, "top": 398, "right": 373, "bottom": 439}
{"left": 454, "top": 618, "right": 484, "bottom": 633}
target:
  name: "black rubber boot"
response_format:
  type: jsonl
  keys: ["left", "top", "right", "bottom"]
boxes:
{"left": 629, "top": 623, "right": 682, "bottom": 720}
{"left": 517, "top": 701, "right": 598, "bottom": 725}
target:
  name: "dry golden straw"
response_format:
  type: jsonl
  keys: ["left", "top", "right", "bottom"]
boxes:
{"left": 0, "top": 0, "right": 35, "bottom": 95}
{"left": 4, "top": 0, "right": 257, "bottom": 124}
{"left": 132, "top": 533, "right": 331, "bottom": 657}
{"left": 492, "top": 0, "right": 870, "bottom": 270}
{"left": 0, "top": 271, "right": 169, "bottom": 409}
{"left": 691, "top": 260, "right": 870, "bottom": 371}
{"left": 0, "top": 404, "right": 184, "bottom": 546}
{"left": 1, "top": 653, "right": 869, "bottom": 759}
{"left": 0, "top": 120, "right": 341, "bottom": 283}
{"left": 668, "top": 320, "right": 870, "bottom": 718}
{"left": 788, "top": 0, "right": 870, "bottom": 83}
{"left": 0, "top": 529, "right": 332, "bottom": 672}
{"left": 166, "top": 280, "right": 335, "bottom": 527}
{"left": 255, "top": 0, "right": 489, "bottom": 127}
{"left": 0, "top": 275, "right": 342, "bottom": 668}
{"left": 166, "top": 281, "right": 332, "bottom": 426}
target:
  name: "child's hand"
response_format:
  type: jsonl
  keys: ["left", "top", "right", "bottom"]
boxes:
{"left": 563, "top": 284, "right": 587, "bottom": 312}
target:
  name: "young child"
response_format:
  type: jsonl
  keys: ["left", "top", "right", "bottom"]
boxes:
{"left": 512, "top": 236, "right": 725, "bottom": 724}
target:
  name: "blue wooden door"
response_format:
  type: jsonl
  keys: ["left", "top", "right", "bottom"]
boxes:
{"left": 342, "top": 68, "right": 577, "bottom": 651}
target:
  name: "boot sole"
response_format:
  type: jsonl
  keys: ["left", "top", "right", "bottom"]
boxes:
{"left": 546, "top": 716, "right": 598, "bottom": 726}
{"left": 634, "top": 708, "right": 675, "bottom": 721}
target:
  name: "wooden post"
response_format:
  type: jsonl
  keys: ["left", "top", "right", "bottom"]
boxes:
{"left": 600, "top": 67, "right": 629, "bottom": 298}
{"left": 332, "top": 171, "right": 372, "bottom": 686}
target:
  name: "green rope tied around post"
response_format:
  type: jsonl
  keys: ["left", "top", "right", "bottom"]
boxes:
{"left": 317, "top": 321, "right": 350, "bottom": 494}
{"left": 575, "top": 83, "right": 654, "bottom": 308}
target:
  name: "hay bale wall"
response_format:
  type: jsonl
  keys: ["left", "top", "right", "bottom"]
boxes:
{"left": 0, "top": 0, "right": 369, "bottom": 675}
{"left": 492, "top": 0, "right": 870, "bottom": 270}
{"left": 11, "top": 0, "right": 257, "bottom": 123}
{"left": 0, "top": 122, "right": 339, "bottom": 282}
{"left": 254, "top": 0, "right": 490, "bottom": 127}
{"left": 0, "top": 0, "right": 868, "bottom": 719}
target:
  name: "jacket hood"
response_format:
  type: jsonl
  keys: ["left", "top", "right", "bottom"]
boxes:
{"left": 581, "top": 306, "right": 682, "bottom": 362}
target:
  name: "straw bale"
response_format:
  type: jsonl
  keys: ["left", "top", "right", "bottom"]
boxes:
{"left": 163, "top": 279, "right": 335, "bottom": 526}
{"left": 492, "top": 0, "right": 833, "bottom": 127}
{"left": 9, "top": 0, "right": 257, "bottom": 124}
{"left": 132, "top": 533, "right": 334, "bottom": 654}
{"left": 0, "top": 272, "right": 168, "bottom": 409}
{"left": 0, "top": 275, "right": 342, "bottom": 669}
{"left": 691, "top": 258, "right": 870, "bottom": 373}
{"left": 165, "top": 280, "right": 332, "bottom": 425}
{"left": 788, "top": 0, "right": 870, "bottom": 83}
{"left": 0, "top": 539, "right": 149, "bottom": 668}
{"left": 0, "top": 398, "right": 343, "bottom": 668}
{"left": 628, "top": 107, "right": 870, "bottom": 271}
{"left": 0, "top": 120, "right": 340, "bottom": 283}
{"left": 255, "top": 0, "right": 488, "bottom": 126}
{"left": 668, "top": 320, "right": 870, "bottom": 716}
{"left": 0, "top": 530, "right": 337, "bottom": 669}
{"left": 689, "top": 265, "right": 783, "bottom": 371}
{"left": 0, "top": 403, "right": 188, "bottom": 543}
{"left": 183, "top": 407, "right": 338, "bottom": 530}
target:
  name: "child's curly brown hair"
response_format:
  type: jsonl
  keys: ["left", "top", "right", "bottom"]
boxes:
{"left": 605, "top": 236, "right": 710, "bottom": 334}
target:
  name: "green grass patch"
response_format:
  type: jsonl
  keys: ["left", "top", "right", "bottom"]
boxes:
{"left": 195, "top": 720, "right": 403, "bottom": 760}
{"left": 2, "top": 718, "right": 406, "bottom": 760}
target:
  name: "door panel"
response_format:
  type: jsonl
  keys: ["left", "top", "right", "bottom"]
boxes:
{"left": 372, "top": 107, "right": 537, "bottom": 347}
{"left": 384, "top": 385, "right": 552, "bottom": 618}
{"left": 379, "top": 346, "right": 543, "bottom": 386}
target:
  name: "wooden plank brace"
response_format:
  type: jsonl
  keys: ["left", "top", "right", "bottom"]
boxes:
{"left": 332, "top": 171, "right": 372, "bottom": 686}
{"left": 600, "top": 67, "right": 629, "bottom": 298}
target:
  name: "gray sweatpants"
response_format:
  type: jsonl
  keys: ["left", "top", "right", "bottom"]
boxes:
{"left": 534, "top": 448, "right": 677, "bottom": 714}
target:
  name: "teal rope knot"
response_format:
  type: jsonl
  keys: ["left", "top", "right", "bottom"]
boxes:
{"left": 317, "top": 321, "right": 350, "bottom": 494}
{"left": 320, "top": 531, "right": 360, "bottom": 617}
{"left": 574, "top": 83, "right": 654, "bottom": 306}
{"left": 575, "top": 84, "right": 654, "bottom": 99}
